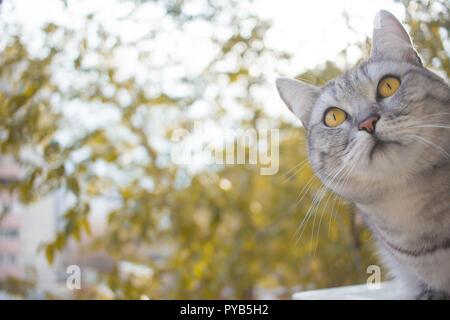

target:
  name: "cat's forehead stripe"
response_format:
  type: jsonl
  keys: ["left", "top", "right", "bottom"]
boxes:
{"left": 324, "top": 81, "right": 337, "bottom": 100}
{"left": 323, "top": 62, "right": 374, "bottom": 101}
{"left": 359, "top": 61, "right": 371, "bottom": 80}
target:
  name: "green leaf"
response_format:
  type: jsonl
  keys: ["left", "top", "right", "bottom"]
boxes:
{"left": 45, "top": 244, "right": 54, "bottom": 265}
{"left": 81, "top": 216, "right": 92, "bottom": 236}
{"left": 54, "top": 233, "right": 66, "bottom": 250}
{"left": 67, "top": 176, "right": 80, "bottom": 195}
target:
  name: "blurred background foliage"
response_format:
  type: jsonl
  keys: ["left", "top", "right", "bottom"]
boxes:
{"left": 0, "top": 0, "right": 448, "bottom": 299}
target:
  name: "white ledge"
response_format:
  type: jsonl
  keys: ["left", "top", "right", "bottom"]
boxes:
{"left": 293, "top": 282, "right": 405, "bottom": 300}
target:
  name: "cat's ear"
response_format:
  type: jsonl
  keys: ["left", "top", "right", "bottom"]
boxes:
{"left": 370, "top": 10, "right": 421, "bottom": 65}
{"left": 276, "top": 78, "right": 320, "bottom": 129}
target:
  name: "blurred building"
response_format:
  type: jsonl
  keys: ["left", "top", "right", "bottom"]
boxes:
{"left": 0, "top": 155, "right": 171, "bottom": 299}
{"left": 0, "top": 157, "right": 23, "bottom": 281}
{"left": 0, "top": 213, "right": 21, "bottom": 280}
{"left": 0, "top": 155, "right": 64, "bottom": 298}
{"left": 0, "top": 154, "right": 125, "bottom": 299}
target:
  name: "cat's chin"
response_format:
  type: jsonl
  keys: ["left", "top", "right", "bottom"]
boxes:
{"left": 364, "top": 137, "right": 407, "bottom": 174}
{"left": 348, "top": 132, "right": 407, "bottom": 176}
{"left": 368, "top": 138, "right": 402, "bottom": 161}
{"left": 322, "top": 151, "right": 411, "bottom": 202}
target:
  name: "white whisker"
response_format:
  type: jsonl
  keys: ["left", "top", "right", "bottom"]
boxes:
{"left": 414, "top": 125, "right": 450, "bottom": 129}
{"left": 283, "top": 158, "right": 308, "bottom": 177}
{"left": 294, "top": 166, "right": 343, "bottom": 244}
{"left": 282, "top": 159, "right": 309, "bottom": 184}
{"left": 409, "top": 134, "right": 449, "bottom": 160}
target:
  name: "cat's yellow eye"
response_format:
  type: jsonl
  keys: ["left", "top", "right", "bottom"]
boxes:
{"left": 377, "top": 76, "right": 400, "bottom": 98}
{"left": 324, "top": 108, "right": 347, "bottom": 127}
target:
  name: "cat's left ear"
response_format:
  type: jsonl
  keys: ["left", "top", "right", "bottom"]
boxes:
{"left": 370, "top": 10, "right": 422, "bottom": 65}
{"left": 276, "top": 78, "right": 320, "bottom": 129}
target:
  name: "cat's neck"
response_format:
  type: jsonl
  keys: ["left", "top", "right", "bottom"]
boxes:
{"left": 356, "top": 161, "right": 450, "bottom": 240}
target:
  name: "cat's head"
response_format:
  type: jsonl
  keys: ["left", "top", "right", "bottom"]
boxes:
{"left": 276, "top": 10, "right": 449, "bottom": 202}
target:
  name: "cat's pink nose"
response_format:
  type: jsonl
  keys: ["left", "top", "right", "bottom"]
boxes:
{"left": 358, "top": 115, "right": 380, "bottom": 134}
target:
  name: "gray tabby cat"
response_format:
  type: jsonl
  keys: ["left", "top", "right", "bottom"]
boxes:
{"left": 276, "top": 10, "right": 450, "bottom": 299}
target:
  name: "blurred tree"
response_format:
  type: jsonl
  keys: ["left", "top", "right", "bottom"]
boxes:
{"left": 0, "top": 0, "right": 447, "bottom": 299}
{"left": 397, "top": 0, "right": 449, "bottom": 77}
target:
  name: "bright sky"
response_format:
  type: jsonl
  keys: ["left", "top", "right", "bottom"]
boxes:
{"left": 257, "top": 0, "right": 405, "bottom": 71}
